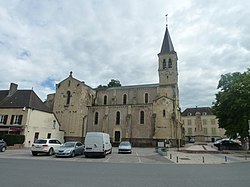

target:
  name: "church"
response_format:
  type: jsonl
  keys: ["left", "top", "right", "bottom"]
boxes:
{"left": 45, "top": 22, "right": 184, "bottom": 147}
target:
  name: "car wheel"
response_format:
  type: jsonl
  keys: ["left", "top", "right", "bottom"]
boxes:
{"left": 48, "top": 148, "right": 54, "bottom": 156}
{"left": 32, "top": 151, "right": 38, "bottom": 156}
{"left": 1, "top": 146, "right": 6, "bottom": 152}
{"left": 71, "top": 151, "right": 75, "bottom": 157}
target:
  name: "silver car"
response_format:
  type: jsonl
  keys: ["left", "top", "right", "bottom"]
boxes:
{"left": 118, "top": 141, "right": 132, "bottom": 154}
{"left": 55, "top": 141, "right": 84, "bottom": 157}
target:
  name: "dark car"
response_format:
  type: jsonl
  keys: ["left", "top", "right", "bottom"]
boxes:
{"left": 214, "top": 140, "right": 242, "bottom": 150}
{"left": 0, "top": 140, "right": 7, "bottom": 152}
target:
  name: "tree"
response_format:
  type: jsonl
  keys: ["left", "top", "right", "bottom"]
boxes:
{"left": 107, "top": 79, "right": 121, "bottom": 87}
{"left": 212, "top": 69, "right": 250, "bottom": 139}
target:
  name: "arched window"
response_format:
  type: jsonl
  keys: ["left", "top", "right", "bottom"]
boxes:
{"left": 116, "top": 111, "right": 120, "bottom": 125}
{"left": 94, "top": 112, "right": 99, "bottom": 125}
{"left": 168, "top": 59, "right": 172, "bottom": 68}
{"left": 66, "top": 91, "right": 71, "bottom": 105}
{"left": 104, "top": 95, "right": 107, "bottom": 105}
{"left": 163, "top": 59, "right": 167, "bottom": 69}
{"left": 163, "top": 110, "right": 166, "bottom": 117}
{"left": 144, "top": 93, "right": 149, "bottom": 104}
{"left": 140, "top": 111, "right": 144, "bottom": 124}
{"left": 123, "top": 94, "right": 127, "bottom": 104}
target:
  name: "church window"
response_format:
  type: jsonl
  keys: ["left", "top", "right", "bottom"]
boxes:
{"left": 163, "top": 59, "right": 167, "bottom": 69}
{"left": 104, "top": 95, "right": 107, "bottom": 105}
{"left": 66, "top": 91, "right": 71, "bottom": 105}
{"left": 94, "top": 112, "right": 99, "bottom": 125}
{"left": 163, "top": 110, "right": 166, "bottom": 117}
{"left": 123, "top": 94, "right": 127, "bottom": 104}
{"left": 168, "top": 59, "right": 172, "bottom": 68}
{"left": 140, "top": 111, "right": 144, "bottom": 124}
{"left": 144, "top": 93, "right": 149, "bottom": 103}
{"left": 68, "top": 80, "right": 71, "bottom": 87}
{"left": 116, "top": 111, "right": 120, "bottom": 125}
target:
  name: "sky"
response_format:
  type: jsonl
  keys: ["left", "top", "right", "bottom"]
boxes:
{"left": 0, "top": 0, "right": 249, "bottom": 110}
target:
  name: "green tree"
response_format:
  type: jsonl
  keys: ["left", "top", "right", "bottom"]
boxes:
{"left": 212, "top": 69, "right": 250, "bottom": 139}
{"left": 107, "top": 79, "right": 121, "bottom": 87}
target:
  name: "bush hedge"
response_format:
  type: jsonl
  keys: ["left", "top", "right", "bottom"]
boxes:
{"left": 3, "top": 134, "right": 25, "bottom": 146}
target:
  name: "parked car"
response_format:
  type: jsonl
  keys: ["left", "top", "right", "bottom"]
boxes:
{"left": 118, "top": 141, "right": 132, "bottom": 154}
{"left": 55, "top": 141, "right": 84, "bottom": 157}
{"left": 31, "top": 139, "right": 62, "bottom": 156}
{"left": 0, "top": 139, "right": 7, "bottom": 152}
{"left": 214, "top": 139, "right": 242, "bottom": 150}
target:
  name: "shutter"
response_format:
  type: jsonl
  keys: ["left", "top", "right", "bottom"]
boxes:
{"left": 10, "top": 115, "right": 14, "bottom": 124}
{"left": 18, "top": 115, "right": 23, "bottom": 124}
{"left": 3, "top": 115, "right": 8, "bottom": 124}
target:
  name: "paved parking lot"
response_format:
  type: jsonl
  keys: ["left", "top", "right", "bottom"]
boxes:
{"left": 0, "top": 147, "right": 174, "bottom": 164}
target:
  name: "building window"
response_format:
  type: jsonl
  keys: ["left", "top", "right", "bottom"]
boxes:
{"left": 187, "top": 119, "right": 192, "bottom": 126}
{"left": 0, "top": 115, "right": 8, "bottom": 124}
{"left": 188, "top": 112, "right": 192, "bottom": 116}
{"left": 123, "top": 94, "right": 127, "bottom": 104}
{"left": 116, "top": 111, "right": 120, "bottom": 125}
{"left": 47, "top": 133, "right": 51, "bottom": 139}
{"left": 94, "top": 112, "right": 99, "bottom": 125}
{"left": 202, "top": 119, "right": 207, "bottom": 125}
{"left": 163, "top": 59, "right": 167, "bottom": 69}
{"left": 104, "top": 95, "right": 107, "bottom": 105}
{"left": 202, "top": 112, "right": 207, "bottom": 116}
{"left": 210, "top": 119, "right": 216, "bottom": 125}
{"left": 163, "top": 110, "right": 166, "bottom": 117}
{"left": 144, "top": 93, "right": 149, "bottom": 104}
{"left": 211, "top": 128, "right": 216, "bottom": 135}
{"left": 34, "top": 132, "right": 39, "bottom": 142}
{"left": 140, "top": 111, "right": 144, "bottom": 124}
{"left": 168, "top": 59, "right": 172, "bottom": 68}
{"left": 10, "top": 115, "right": 23, "bottom": 125}
{"left": 203, "top": 128, "right": 208, "bottom": 135}
{"left": 66, "top": 91, "right": 71, "bottom": 105}
{"left": 187, "top": 128, "right": 192, "bottom": 135}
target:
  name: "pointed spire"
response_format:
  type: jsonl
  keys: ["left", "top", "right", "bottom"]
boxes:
{"left": 159, "top": 15, "right": 174, "bottom": 54}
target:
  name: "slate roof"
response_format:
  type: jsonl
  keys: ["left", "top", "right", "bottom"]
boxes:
{"left": 0, "top": 89, "right": 50, "bottom": 112}
{"left": 159, "top": 25, "right": 175, "bottom": 54}
{"left": 181, "top": 107, "right": 213, "bottom": 116}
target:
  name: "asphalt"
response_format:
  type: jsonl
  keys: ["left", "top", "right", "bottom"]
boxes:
{"left": 163, "top": 143, "right": 250, "bottom": 164}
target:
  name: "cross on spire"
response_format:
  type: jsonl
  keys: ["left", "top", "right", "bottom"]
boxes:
{"left": 165, "top": 14, "right": 168, "bottom": 26}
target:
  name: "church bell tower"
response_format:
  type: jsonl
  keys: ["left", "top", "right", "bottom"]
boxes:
{"left": 158, "top": 19, "right": 178, "bottom": 86}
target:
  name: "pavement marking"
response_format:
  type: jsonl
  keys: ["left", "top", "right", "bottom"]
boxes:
{"left": 104, "top": 156, "right": 112, "bottom": 162}
{"left": 136, "top": 152, "right": 142, "bottom": 163}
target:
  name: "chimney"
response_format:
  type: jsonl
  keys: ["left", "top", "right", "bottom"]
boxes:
{"left": 8, "top": 83, "right": 18, "bottom": 97}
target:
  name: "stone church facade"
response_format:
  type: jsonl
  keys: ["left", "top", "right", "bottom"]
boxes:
{"left": 45, "top": 23, "right": 184, "bottom": 147}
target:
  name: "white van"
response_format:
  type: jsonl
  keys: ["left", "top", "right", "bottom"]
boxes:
{"left": 84, "top": 132, "right": 112, "bottom": 158}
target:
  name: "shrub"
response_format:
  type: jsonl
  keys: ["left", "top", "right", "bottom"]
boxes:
{"left": 3, "top": 134, "right": 25, "bottom": 146}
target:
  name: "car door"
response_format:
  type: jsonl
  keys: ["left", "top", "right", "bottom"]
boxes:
{"left": 49, "top": 140, "right": 61, "bottom": 152}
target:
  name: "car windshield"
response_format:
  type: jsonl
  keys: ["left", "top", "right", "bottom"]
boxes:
{"left": 120, "top": 142, "right": 130, "bottom": 146}
{"left": 34, "top": 139, "right": 47, "bottom": 144}
{"left": 62, "top": 142, "right": 75, "bottom": 147}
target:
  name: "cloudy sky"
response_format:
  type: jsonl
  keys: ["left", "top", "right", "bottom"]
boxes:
{"left": 0, "top": 0, "right": 249, "bottom": 110}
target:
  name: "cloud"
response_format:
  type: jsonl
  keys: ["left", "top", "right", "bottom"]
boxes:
{"left": 0, "top": 0, "right": 249, "bottom": 109}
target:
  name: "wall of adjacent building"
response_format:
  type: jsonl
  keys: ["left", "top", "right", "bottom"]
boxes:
{"left": 23, "top": 109, "right": 64, "bottom": 147}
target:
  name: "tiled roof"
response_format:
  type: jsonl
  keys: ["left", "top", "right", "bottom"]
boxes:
{"left": 0, "top": 90, "right": 50, "bottom": 112}
{"left": 181, "top": 107, "right": 213, "bottom": 116}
